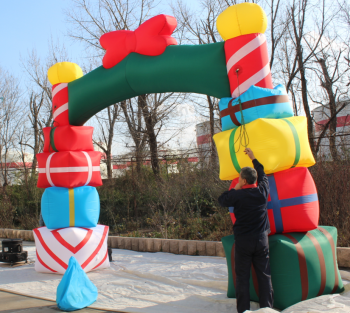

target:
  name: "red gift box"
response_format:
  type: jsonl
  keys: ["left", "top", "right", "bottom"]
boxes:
{"left": 43, "top": 126, "right": 94, "bottom": 152}
{"left": 229, "top": 167, "right": 319, "bottom": 235}
{"left": 37, "top": 151, "right": 102, "bottom": 188}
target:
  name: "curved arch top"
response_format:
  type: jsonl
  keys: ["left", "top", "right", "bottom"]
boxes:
{"left": 68, "top": 42, "right": 231, "bottom": 126}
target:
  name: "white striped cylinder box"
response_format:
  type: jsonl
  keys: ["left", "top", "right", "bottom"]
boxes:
{"left": 34, "top": 225, "right": 109, "bottom": 274}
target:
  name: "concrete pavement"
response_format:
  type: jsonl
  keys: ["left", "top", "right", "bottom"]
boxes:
{"left": 0, "top": 290, "right": 113, "bottom": 312}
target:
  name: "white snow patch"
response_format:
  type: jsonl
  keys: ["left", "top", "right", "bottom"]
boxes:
{"left": 0, "top": 246, "right": 349, "bottom": 313}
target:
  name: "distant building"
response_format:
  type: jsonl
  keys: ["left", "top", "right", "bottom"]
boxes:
{"left": 0, "top": 151, "right": 34, "bottom": 185}
{"left": 196, "top": 119, "right": 221, "bottom": 162}
{"left": 312, "top": 101, "right": 350, "bottom": 157}
{"left": 112, "top": 148, "right": 199, "bottom": 176}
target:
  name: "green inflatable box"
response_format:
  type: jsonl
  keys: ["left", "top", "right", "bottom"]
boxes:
{"left": 221, "top": 226, "right": 344, "bottom": 310}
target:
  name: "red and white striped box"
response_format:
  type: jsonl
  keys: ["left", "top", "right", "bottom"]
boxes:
{"left": 34, "top": 225, "right": 109, "bottom": 274}
{"left": 37, "top": 151, "right": 102, "bottom": 188}
{"left": 224, "top": 33, "right": 273, "bottom": 98}
{"left": 52, "top": 83, "right": 69, "bottom": 126}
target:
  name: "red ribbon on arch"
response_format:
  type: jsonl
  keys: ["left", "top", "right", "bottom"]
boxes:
{"left": 100, "top": 14, "right": 178, "bottom": 69}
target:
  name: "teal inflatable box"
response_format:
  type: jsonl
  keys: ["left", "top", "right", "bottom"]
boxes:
{"left": 42, "top": 186, "right": 100, "bottom": 229}
{"left": 219, "top": 84, "right": 294, "bottom": 131}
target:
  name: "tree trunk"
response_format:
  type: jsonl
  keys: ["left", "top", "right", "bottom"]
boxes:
{"left": 207, "top": 95, "right": 217, "bottom": 165}
{"left": 138, "top": 94, "right": 160, "bottom": 177}
{"left": 297, "top": 49, "right": 315, "bottom": 155}
{"left": 318, "top": 58, "right": 338, "bottom": 161}
{"left": 120, "top": 100, "right": 145, "bottom": 175}
{"left": 106, "top": 105, "right": 118, "bottom": 179}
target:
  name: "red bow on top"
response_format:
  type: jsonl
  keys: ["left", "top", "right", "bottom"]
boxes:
{"left": 100, "top": 14, "right": 178, "bottom": 69}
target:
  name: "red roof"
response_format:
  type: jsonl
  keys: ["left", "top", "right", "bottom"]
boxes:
{"left": 1, "top": 162, "right": 33, "bottom": 169}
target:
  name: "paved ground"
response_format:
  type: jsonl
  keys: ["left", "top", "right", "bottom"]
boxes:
{"left": 0, "top": 290, "right": 114, "bottom": 312}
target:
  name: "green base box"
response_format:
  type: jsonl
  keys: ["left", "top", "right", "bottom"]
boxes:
{"left": 221, "top": 226, "right": 344, "bottom": 310}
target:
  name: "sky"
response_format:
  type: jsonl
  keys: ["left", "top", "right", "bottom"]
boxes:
{"left": 0, "top": 0, "right": 204, "bottom": 155}
{"left": 0, "top": 0, "right": 85, "bottom": 81}
{"left": 0, "top": 0, "right": 197, "bottom": 80}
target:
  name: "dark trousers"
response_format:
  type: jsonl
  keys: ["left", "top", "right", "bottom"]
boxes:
{"left": 235, "top": 232, "right": 273, "bottom": 313}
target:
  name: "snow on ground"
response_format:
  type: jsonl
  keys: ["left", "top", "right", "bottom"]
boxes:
{"left": 0, "top": 247, "right": 261, "bottom": 312}
{"left": 0, "top": 247, "right": 349, "bottom": 313}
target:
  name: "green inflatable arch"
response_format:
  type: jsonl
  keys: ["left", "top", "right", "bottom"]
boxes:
{"left": 68, "top": 43, "right": 230, "bottom": 126}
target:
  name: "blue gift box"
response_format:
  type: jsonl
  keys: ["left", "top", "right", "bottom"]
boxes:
{"left": 42, "top": 186, "right": 100, "bottom": 229}
{"left": 219, "top": 84, "right": 294, "bottom": 131}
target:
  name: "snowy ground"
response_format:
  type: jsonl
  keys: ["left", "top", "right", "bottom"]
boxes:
{"left": 0, "top": 247, "right": 349, "bottom": 313}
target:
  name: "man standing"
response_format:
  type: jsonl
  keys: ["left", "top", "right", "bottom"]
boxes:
{"left": 218, "top": 148, "right": 273, "bottom": 313}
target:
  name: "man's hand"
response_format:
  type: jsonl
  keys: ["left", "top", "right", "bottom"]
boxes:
{"left": 244, "top": 148, "right": 255, "bottom": 160}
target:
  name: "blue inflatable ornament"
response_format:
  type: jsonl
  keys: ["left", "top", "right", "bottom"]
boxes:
{"left": 56, "top": 256, "right": 98, "bottom": 311}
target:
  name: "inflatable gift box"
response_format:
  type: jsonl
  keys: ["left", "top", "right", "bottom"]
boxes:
{"left": 34, "top": 225, "right": 110, "bottom": 274}
{"left": 213, "top": 116, "right": 315, "bottom": 180}
{"left": 219, "top": 85, "right": 293, "bottom": 132}
{"left": 43, "top": 126, "right": 94, "bottom": 152}
{"left": 221, "top": 226, "right": 344, "bottom": 310}
{"left": 37, "top": 151, "right": 102, "bottom": 188}
{"left": 229, "top": 167, "right": 319, "bottom": 235}
{"left": 42, "top": 186, "right": 100, "bottom": 229}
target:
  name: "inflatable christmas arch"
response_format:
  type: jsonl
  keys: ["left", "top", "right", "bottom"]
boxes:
{"left": 34, "top": 2, "right": 343, "bottom": 309}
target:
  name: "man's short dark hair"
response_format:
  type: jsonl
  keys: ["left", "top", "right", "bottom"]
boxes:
{"left": 240, "top": 167, "right": 257, "bottom": 184}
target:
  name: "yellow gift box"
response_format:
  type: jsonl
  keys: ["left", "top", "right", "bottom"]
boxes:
{"left": 213, "top": 117, "right": 315, "bottom": 180}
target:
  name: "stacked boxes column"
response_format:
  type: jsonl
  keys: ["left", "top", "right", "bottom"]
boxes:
{"left": 33, "top": 62, "right": 110, "bottom": 274}
{"left": 215, "top": 3, "right": 344, "bottom": 309}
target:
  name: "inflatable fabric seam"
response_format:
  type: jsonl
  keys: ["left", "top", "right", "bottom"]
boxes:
{"left": 235, "top": 8, "right": 241, "bottom": 36}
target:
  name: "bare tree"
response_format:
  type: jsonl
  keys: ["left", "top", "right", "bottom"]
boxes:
{"left": 172, "top": 0, "right": 234, "bottom": 163}
{"left": 94, "top": 104, "right": 119, "bottom": 179}
{"left": 121, "top": 99, "right": 148, "bottom": 174}
{"left": 266, "top": 0, "right": 290, "bottom": 70}
{"left": 0, "top": 68, "right": 23, "bottom": 187}
{"left": 275, "top": 0, "right": 330, "bottom": 155}
{"left": 19, "top": 92, "right": 49, "bottom": 176}
{"left": 67, "top": 0, "right": 190, "bottom": 178}
{"left": 306, "top": 33, "right": 350, "bottom": 159}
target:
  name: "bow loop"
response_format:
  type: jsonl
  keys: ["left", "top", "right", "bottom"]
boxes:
{"left": 100, "top": 15, "right": 177, "bottom": 69}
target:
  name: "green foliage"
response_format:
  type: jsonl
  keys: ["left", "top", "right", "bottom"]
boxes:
{"left": 2, "top": 159, "right": 349, "bottom": 247}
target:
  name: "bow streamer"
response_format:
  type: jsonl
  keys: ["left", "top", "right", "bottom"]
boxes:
{"left": 100, "top": 14, "right": 178, "bottom": 69}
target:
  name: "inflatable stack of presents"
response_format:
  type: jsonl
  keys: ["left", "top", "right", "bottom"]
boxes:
{"left": 33, "top": 63, "right": 110, "bottom": 275}
{"left": 214, "top": 5, "right": 344, "bottom": 310}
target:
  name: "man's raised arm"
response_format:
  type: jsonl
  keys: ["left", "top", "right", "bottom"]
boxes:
{"left": 244, "top": 148, "right": 269, "bottom": 197}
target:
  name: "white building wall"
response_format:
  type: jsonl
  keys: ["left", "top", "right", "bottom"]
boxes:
{"left": 312, "top": 102, "right": 350, "bottom": 158}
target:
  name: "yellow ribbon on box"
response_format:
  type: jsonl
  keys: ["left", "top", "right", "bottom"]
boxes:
{"left": 68, "top": 188, "right": 75, "bottom": 227}
{"left": 213, "top": 116, "right": 316, "bottom": 180}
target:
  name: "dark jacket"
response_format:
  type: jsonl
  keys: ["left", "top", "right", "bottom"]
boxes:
{"left": 218, "top": 159, "right": 270, "bottom": 238}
